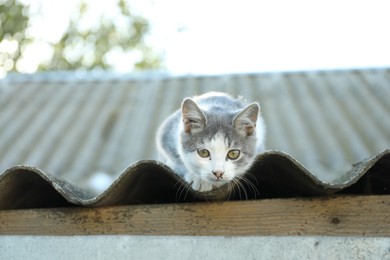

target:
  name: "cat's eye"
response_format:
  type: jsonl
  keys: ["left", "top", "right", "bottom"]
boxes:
{"left": 227, "top": 150, "right": 240, "bottom": 160}
{"left": 197, "top": 149, "right": 210, "bottom": 158}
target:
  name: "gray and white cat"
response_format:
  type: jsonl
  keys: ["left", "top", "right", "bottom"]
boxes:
{"left": 156, "top": 92, "right": 265, "bottom": 192}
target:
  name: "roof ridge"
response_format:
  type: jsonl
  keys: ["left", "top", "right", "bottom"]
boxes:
{"left": 1, "top": 67, "right": 389, "bottom": 84}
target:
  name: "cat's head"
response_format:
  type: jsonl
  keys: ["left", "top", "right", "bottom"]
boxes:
{"left": 179, "top": 98, "right": 260, "bottom": 190}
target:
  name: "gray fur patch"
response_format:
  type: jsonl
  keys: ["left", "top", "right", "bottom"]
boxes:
{"left": 156, "top": 92, "right": 265, "bottom": 191}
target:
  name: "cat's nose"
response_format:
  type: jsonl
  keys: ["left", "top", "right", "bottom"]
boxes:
{"left": 212, "top": 170, "right": 224, "bottom": 180}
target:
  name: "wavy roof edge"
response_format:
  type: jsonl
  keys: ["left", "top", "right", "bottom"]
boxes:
{"left": 0, "top": 150, "right": 389, "bottom": 210}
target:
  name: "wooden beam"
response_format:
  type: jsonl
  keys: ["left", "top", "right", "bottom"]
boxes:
{"left": 1, "top": 195, "right": 389, "bottom": 236}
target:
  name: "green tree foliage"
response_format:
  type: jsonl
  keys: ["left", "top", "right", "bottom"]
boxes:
{"left": 0, "top": 0, "right": 161, "bottom": 75}
{"left": 0, "top": 0, "right": 29, "bottom": 74}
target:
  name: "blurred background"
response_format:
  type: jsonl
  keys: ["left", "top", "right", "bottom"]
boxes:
{"left": 0, "top": 0, "right": 389, "bottom": 193}
{"left": 1, "top": 0, "right": 390, "bottom": 77}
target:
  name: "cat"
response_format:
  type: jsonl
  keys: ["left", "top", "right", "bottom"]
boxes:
{"left": 156, "top": 92, "right": 265, "bottom": 192}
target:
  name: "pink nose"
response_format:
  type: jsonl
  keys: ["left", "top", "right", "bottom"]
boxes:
{"left": 212, "top": 170, "right": 224, "bottom": 180}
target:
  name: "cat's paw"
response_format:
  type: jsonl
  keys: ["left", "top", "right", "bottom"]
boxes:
{"left": 191, "top": 180, "right": 213, "bottom": 192}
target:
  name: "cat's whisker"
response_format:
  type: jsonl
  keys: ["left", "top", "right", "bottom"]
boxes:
{"left": 174, "top": 181, "right": 182, "bottom": 201}
{"left": 245, "top": 172, "right": 260, "bottom": 187}
{"left": 226, "top": 182, "right": 233, "bottom": 201}
{"left": 186, "top": 187, "right": 193, "bottom": 201}
{"left": 184, "top": 183, "right": 193, "bottom": 201}
{"left": 240, "top": 175, "right": 260, "bottom": 199}
{"left": 174, "top": 180, "right": 186, "bottom": 199}
{"left": 175, "top": 176, "right": 196, "bottom": 202}
{"left": 234, "top": 176, "right": 251, "bottom": 200}
{"left": 237, "top": 176, "right": 256, "bottom": 200}
{"left": 238, "top": 179, "right": 249, "bottom": 200}
{"left": 247, "top": 176, "right": 261, "bottom": 198}
{"left": 175, "top": 180, "right": 188, "bottom": 201}
{"left": 231, "top": 178, "right": 243, "bottom": 200}
{"left": 245, "top": 173, "right": 260, "bottom": 193}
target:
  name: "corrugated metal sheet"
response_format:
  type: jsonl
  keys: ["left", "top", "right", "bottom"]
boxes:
{"left": 0, "top": 69, "right": 389, "bottom": 208}
{"left": 0, "top": 150, "right": 389, "bottom": 209}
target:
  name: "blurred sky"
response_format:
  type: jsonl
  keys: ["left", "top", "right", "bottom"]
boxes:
{"left": 19, "top": 0, "right": 390, "bottom": 75}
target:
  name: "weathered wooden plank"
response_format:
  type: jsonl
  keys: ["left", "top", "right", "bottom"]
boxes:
{"left": 0, "top": 195, "right": 389, "bottom": 236}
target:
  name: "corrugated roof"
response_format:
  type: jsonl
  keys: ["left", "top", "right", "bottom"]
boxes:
{"left": 0, "top": 69, "right": 389, "bottom": 208}
{"left": 0, "top": 150, "right": 389, "bottom": 209}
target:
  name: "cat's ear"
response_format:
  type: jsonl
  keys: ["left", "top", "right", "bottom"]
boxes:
{"left": 182, "top": 98, "right": 207, "bottom": 134}
{"left": 233, "top": 102, "right": 259, "bottom": 136}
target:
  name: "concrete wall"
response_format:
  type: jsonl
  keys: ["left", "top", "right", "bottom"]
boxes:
{"left": 1, "top": 236, "right": 389, "bottom": 260}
